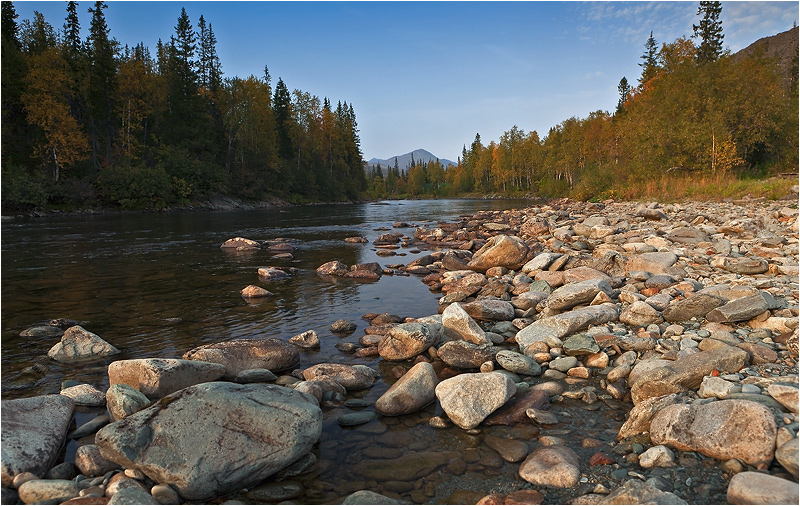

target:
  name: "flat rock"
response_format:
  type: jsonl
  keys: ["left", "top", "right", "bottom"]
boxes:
{"left": 600, "top": 479, "right": 687, "bottom": 504}
{"left": 651, "top": 399, "right": 776, "bottom": 466}
{"left": 706, "top": 293, "right": 771, "bottom": 323}
{"left": 460, "top": 299, "right": 516, "bottom": 321}
{"left": 625, "top": 252, "right": 685, "bottom": 277}
{"left": 220, "top": 237, "right": 261, "bottom": 250}
{"left": 47, "top": 326, "right": 120, "bottom": 363}
{"left": 483, "top": 389, "right": 550, "bottom": 426}
{"left": 767, "top": 383, "right": 799, "bottom": 413}
{"left": 108, "top": 358, "right": 225, "bottom": 399}
{"left": 240, "top": 285, "right": 273, "bottom": 298}
{"left": 496, "top": 350, "right": 541, "bottom": 376}
{"left": 630, "top": 346, "right": 750, "bottom": 405}
{"left": 662, "top": 294, "right": 726, "bottom": 322}
{"left": 518, "top": 445, "right": 581, "bottom": 488}
{"left": 96, "top": 382, "right": 322, "bottom": 501}
{"left": 182, "top": 338, "right": 300, "bottom": 379}
{"left": 436, "top": 340, "right": 497, "bottom": 369}
{"left": 302, "top": 363, "right": 377, "bottom": 390}
{"left": 562, "top": 334, "right": 599, "bottom": 356}
{"left": 484, "top": 436, "right": 529, "bottom": 462}
{"left": 619, "top": 301, "right": 663, "bottom": 327}
{"left": 516, "top": 305, "right": 619, "bottom": 356}
{"left": 545, "top": 279, "right": 613, "bottom": 311}
{"left": 1, "top": 395, "right": 75, "bottom": 487}
{"left": 60, "top": 383, "right": 106, "bottom": 406}
{"left": 435, "top": 372, "right": 516, "bottom": 429}
{"left": 342, "top": 490, "right": 409, "bottom": 504}
{"left": 17, "top": 479, "right": 80, "bottom": 504}
{"left": 350, "top": 451, "right": 460, "bottom": 482}
{"left": 727, "top": 472, "right": 798, "bottom": 504}
{"left": 375, "top": 362, "right": 437, "bottom": 416}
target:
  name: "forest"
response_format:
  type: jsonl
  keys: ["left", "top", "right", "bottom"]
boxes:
{"left": 367, "top": 3, "right": 798, "bottom": 201}
{"left": 1, "top": 1, "right": 367, "bottom": 211}
{"left": 1, "top": 2, "right": 797, "bottom": 212}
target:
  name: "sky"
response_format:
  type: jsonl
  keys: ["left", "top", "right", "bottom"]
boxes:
{"left": 12, "top": 1, "right": 800, "bottom": 162}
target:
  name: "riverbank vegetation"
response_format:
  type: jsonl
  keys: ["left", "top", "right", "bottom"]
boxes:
{"left": 2, "top": 2, "right": 796, "bottom": 213}
{"left": 1, "top": 2, "right": 366, "bottom": 212}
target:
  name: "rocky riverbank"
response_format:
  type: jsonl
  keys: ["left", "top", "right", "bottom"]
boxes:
{"left": 1, "top": 196, "right": 798, "bottom": 505}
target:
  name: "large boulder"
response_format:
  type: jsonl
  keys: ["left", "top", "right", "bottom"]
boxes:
{"left": 96, "top": 382, "right": 322, "bottom": 501}
{"left": 435, "top": 372, "right": 516, "bottom": 429}
{"left": 460, "top": 299, "right": 516, "bottom": 321}
{"left": 1, "top": 395, "right": 75, "bottom": 487}
{"left": 375, "top": 362, "right": 437, "bottom": 416}
{"left": 467, "top": 235, "right": 529, "bottom": 272}
{"left": 727, "top": 472, "right": 798, "bottom": 504}
{"left": 442, "top": 303, "right": 490, "bottom": 345}
{"left": 630, "top": 346, "right": 750, "bottom": 405}
{"left": 650, "top": 399, "right": 776, "bottom": 466}
{"left": 706, "top": 293, "right": 772, "bottom": 323}
{"left": 108, "top": 358, "right": 226, "bottom": 399}
{"left": 662, "top": 294, "right": 726, "bottom": 323}
{"left": 47, "top": 326, "right": 120, "bottom": 363}
{"left": 377, "top": 322, "right": 440, "bottom": 361}
{"left": 182, "top": 338, "right": 300, "bottom": 379}
{"left": 625, "top": 252, "right": 685, "bottom": 277}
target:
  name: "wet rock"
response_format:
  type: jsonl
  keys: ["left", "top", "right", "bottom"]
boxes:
{"left": 351, "top": 451, "right": 460, "bottom": 482}
{"left": 496, "top": 350, "right": 541, "bottom": 376}
{"left": 601, "top": 479, "right": 687, "bottom": 504}
{"left": 484, "top": 435, "right": 529, "bottom": 462}
{"left": 106, "top": 383, "right": 151, "bottom": 421}
{"left": 182, "top": 338, "right": 300, "bottom": 379}
{"left": 257, "top": 266, "right": 291, "bottom": 281}
{"left": 662, "top": 294, "right": 726, "bottom": 322}
{"left": 289, "top": 330, "right": 320, "bottom": 348}
{"left": 437, "top": 340, "right": 496, "bottom": 369}
{"left": 545, "top": 279, "right": 613, "bottom": 311}
{"left": 338, "top": 411, "right": 377, "bottom": 426}
{"left": 233, "top": 368, "right": 278, "bottom": 383}
{"left": 96, "top": 383, "right": 322, "bottom": 501}
{"left": 442, "top": 303, "right": 491, "bottom": 345}
{"left": 375, "top": 362, "right": 437, "bottom": 416}
{"left": 483, "top": 389, "right": 551, "bottom": 426}
{"left": 619, "top": 301, "right": 663, "bottom": 327}
{"left": 48, "top": 326, "right": 120, "bottom": 363}
{"left": 316, "top": 260, "right": 349, "bottom": 276}
{"left": 630, "top": 346, "right": 750, "bottom": 404}
{"left": 221, "top": 237, "right": 261, "bottom": 250}
{"left": 1, "top": 394, "right": 74, "bottom": 487}
{"left": 467, "top": 234, "right": 529, "bottom": 272}
{"left": 20, "top": 325, "right": 64, "bottom": 338}
{"left": 108, "top": 358, "right": 226, "bottom": 399}
{"left": 68, "top": 415, "right": 110, "bottom": 440}
{"left": 378, "top": 322, "right": 440, "bottom": 360}
{"left": 330, "top": 319, "right": 357, "bottom": 333}
{"left": 240, "top": 285, "right": 273, "bottom": 298}
{"left": 518, "top": 445, "right": 581, "bottom": 488}
{"left": 302, "top": 363, "right": 378, "bottom": 390}
{"left": 17, "top": 479, "right": 80, "bottom": 504}
{"left": 650, "top": 399, "right": 776, "bottom": 466}
{"left": 60, "top": 383, "right": 106, "bottom": 406}
{"left": 435, "top": 372, "right": 516, "bottom": 429}
{"left": 75, "top": 445, "right": 119, "bottom": 477}
{"left": 727, "top": 472, "right": 798, "bottom": 505}
{"left": 342, "top": 490, "right": 409, "bottom": 504}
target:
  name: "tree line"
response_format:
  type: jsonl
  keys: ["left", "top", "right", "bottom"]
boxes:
{"left": 364, "top": 2, "right": 797, "bottom": 200}
{"left": 1, "top": 2, "right": 366, "bottom": 211}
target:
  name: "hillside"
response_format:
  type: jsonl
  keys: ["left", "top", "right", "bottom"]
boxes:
{"left": 367, "top": 149, "right": 456, "bottom": 171}
{"left": 733, "top": 26, "right": 798, "bottom": 90}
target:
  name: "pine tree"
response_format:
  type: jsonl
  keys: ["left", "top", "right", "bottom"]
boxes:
{"left": 86, "top": 1, "right": 117, "bottom": 167}
{"left": 693, "top": 1, "right": 724, "bottom": 64}
{"left": 639, "top": 31, "right": 660, "bottom": 83}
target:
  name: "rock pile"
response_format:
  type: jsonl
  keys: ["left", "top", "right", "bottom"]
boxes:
{"left": 2, "top": 197, "right": 797, "bottom": 505}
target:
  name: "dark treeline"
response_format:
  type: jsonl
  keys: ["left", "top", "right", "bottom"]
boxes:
{"left": 1, "top": 2, "right": 366, "bottom": 211}
{"left": 365, "top": 2, "right": 798, "bottom": 201}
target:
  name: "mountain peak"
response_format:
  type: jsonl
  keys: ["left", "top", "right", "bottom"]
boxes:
{"left": 367, "top": 149, "right": 456, "bottom": 170}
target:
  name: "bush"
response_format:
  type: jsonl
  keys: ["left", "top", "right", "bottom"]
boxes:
{"left": 1, "top": 165, "right": 51, "bottom": 210}
{"left": 96, "top": 162, "right": 172, "bottom": 209}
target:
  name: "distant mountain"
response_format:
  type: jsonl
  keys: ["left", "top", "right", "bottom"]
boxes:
{"left": 733, "top": 26, "right": 798, "bottom": 91}
{"left": 367, "top": 149, "right": 456, "bottom": 171}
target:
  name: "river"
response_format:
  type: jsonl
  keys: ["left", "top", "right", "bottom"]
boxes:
{"left": 1, "top": 199, "right": 630, "bottom": 504}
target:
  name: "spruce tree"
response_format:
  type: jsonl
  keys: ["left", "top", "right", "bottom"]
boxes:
{"left": 616, "top": 76, "right": 630, "bottom": 114}
{"left": 87, "top": 1, "right": 117, "bottom": 168}
{"left": 639, "top": 31, "right": 659, "bottom": 83}
{"left": 693, "top": 1, "right": 724, "bottom": 64}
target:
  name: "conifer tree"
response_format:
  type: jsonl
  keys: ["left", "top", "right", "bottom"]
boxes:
{"left": 87, "top": 1, "right": 117, "bottom": 167}
{"left": 639, "top": 31, "right": 660, "bottom": 83}
{"left": 693, "top": 1, "right": 724, "bottom": 64}
{"left": 616, "top": 76, "right": 630, "bottom": 114}
{"left": 2, "top": 1, "right": 31, "bottom": 165}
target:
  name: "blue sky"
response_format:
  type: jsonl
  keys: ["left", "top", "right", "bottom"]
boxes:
{"left": 13, "top": 1, "right": 799, "bottom": 162}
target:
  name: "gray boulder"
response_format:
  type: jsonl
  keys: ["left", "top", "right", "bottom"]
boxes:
{"left": 460, "top": 299, "right": 516, "bottom": 321}
{"left": 544, "top": 279, "right": 613, "bottom": 311}
{"left": 106, "top": 383, "right": 151, "bottom": 421}
{"left": 435, "top": 372, "right": 516, "bottom": 429}
{"left": 496, "top": 350, "right": 541, "bottom": 376}
{"left": 96, "top": 382, "right": 322, "bottom": 501}
{"left": 47, "top": 326, "right": 120, "bottom": 363}
{"left": 108, "top": 358, "right": 225, "bottom": 399}
{"left": 437, "top": 340, "right": 497, "bottom": 369}
{"left": 375, "top": 362, "right": 437, "bottom": 416}
{"left": 706, "top": 293, "right": 771, "bottom": 323}
{"left": 182, "top": 338, "right": 300, "bottom": 378}
{"left": 662, "top": 294, "right": 726, "bottom": 322}
{"left": 302, "top": 363, "right": 377, "bottom": 390}
{"left": 377, "top": 322, "right": 440, "bottom": 360}
{"left": 516, "top": 305, "right": 619, "bottom": 356}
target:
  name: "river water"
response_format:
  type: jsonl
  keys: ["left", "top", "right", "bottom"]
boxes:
{"left": 1, "top": 199, "right": 632, "bottom": 504}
